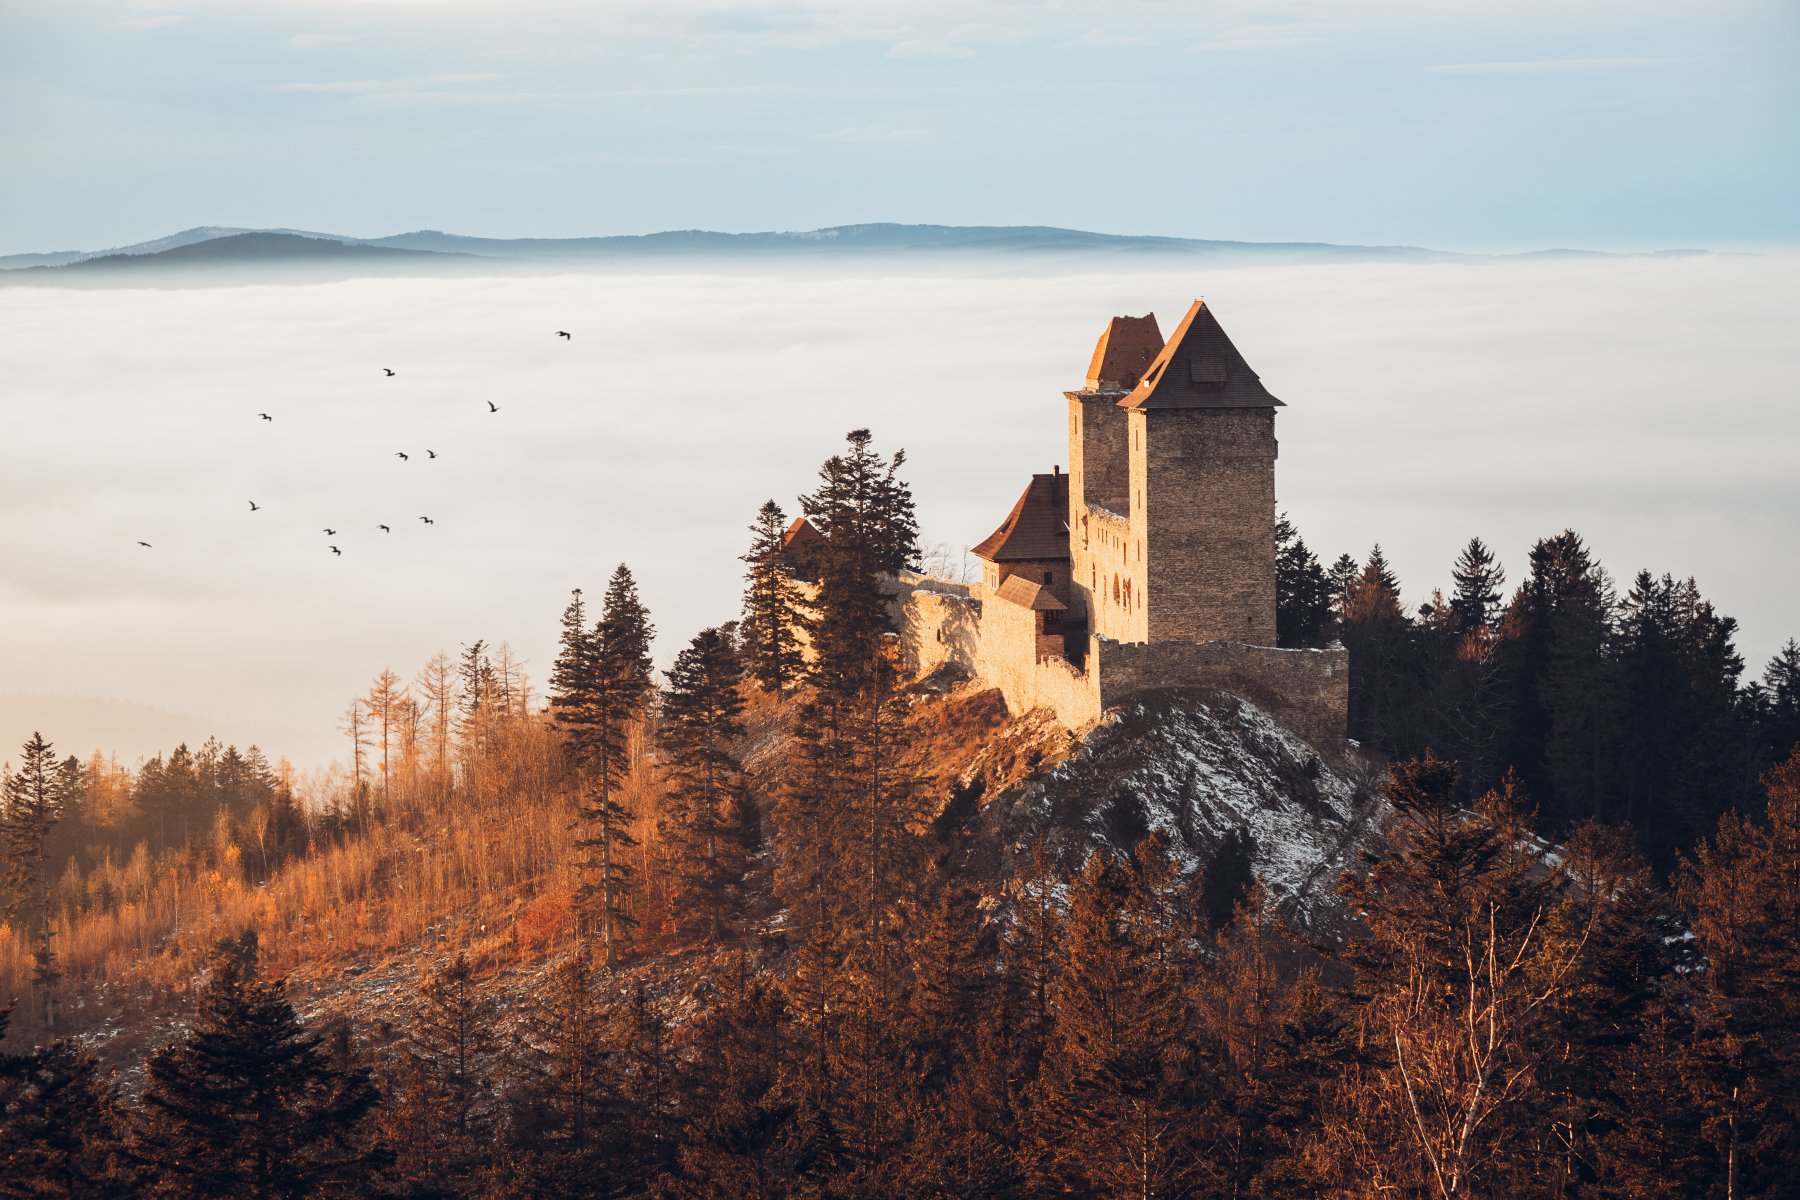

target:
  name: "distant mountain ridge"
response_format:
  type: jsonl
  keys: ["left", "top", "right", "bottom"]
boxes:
{"left": 0, "top": 223, "right": 1711, "bottom": 276}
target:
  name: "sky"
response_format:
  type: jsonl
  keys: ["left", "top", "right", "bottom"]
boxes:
{"left": 1, "top": 0, "right": 1798, "bottom": 254}
{"left": 2, "top": 253, "right": 1797, "bottom": 768}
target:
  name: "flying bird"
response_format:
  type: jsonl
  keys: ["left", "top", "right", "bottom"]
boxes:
{"left": 248, "top": 501, "right": 260, "bottom": 512}
{"left": 383, "top": 368, "right": 395, "bottom": 377}
{"left": 258, "top": 413, "right": 272, "bottom": 422}
{"left": 137, "top": 541, "right": 152, "bottom": 548}
{"left": 323, "top": 528, "right": 337, "bottom": 536}
{"left": 379, "top": 524, "right": 390, "bottom": 533}
{"left": 486, "top": 401, "right": 499, "bottom": 413}
{"left": 420, "top": 516, "right": 434, "bottom": 525}
{"left": 330, "top": 546, "right": 342, "bottom": 556}
{"left": 396, "top": 452, "right": 409, "bottom": 461}
{"left": 557, "top": 331, "right": 571, "bottom": 340}
{"left": 426, "top": 449, "right": 437, "bottom": 459}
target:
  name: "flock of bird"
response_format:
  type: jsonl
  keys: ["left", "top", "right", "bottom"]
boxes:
{"left": 134, "top": 332, "right": 572, "bottom": 553}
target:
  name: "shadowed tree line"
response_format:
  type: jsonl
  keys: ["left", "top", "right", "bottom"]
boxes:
{"left": 1277, "top": 517, "right": 1800, "bottom": 872}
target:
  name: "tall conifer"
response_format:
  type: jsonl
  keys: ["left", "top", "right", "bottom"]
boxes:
{"left": 740, "top": 500, "right": 807, "bottom": 697}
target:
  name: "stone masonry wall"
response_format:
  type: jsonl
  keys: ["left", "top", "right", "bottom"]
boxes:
{"left": 1142, "top": 406, "right": 1278, "bottom": 645}
{"left": 1073, "top": 504, "right": 1146, "bottom": 644}
{"left": 1098, "top": 638, "right": 1347, "bottom": 748}
{"left": 899, "top": 589, "right": 981, "bottom": 679}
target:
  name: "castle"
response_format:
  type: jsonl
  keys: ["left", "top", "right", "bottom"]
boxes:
{"left": 797, "top": 300, "right": 1349, "bottom": 747}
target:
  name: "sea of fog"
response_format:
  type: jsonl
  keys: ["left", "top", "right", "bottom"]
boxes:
{"left": 2, "top": 253, "right": 1796, "bottom": 769}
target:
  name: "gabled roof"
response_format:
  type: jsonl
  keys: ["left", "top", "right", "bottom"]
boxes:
{"left": 993, "top": 574, "right": 1068, "bottom": 612}
{"left": 782, "top": 517, "right": 822, "bottom": 552}
{"left": 972, "top": 473, "right": 1070, "bottom": 563}
{"left": 1084, "top": 313, "right": 1164, "bottom": 391}
{"left": 1118, "top": 300, "right": 1282, "bottom": 410}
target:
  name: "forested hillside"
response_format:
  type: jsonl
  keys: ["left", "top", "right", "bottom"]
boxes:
{"left": 2, "top": 430, "right": 1797, "bottom": 1198}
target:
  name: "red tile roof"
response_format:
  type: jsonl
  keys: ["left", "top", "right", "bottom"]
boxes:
{"left": 972, "top": 473, "right": 1070, "bottom": 563}
{"left": 1084, "top": 314, "right": 1164, "bottom": 391}
{"left": 1118, "top": 300, "right": 1282, "bottom": 410}
{"left": 993, "top": 573, "right": 1068, "bottom": 611}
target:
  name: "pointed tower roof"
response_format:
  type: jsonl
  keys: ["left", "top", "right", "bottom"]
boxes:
{"left": 1118, "top": 300, "right": 1282, "bottom": 410}
{"left": 1083, "top": 313, "right": 1164, "bottom": 392}
{"left": 972, "top": 472, "right": 1070, "bottom": 563}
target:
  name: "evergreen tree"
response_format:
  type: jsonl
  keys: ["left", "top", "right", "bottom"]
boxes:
{"left": 1761, "top": 639, "right": 1800, "bottom": 767}
{"left": 0, "top": 1008, "right": 135, "bottom": 1198}
{"left": 659, "top": 625, "right": 755, "bottom": 941}
{"left": 395, "top": 952, "right": 495, "bottom": 1189}
{"left": 1, "top": 733, "right": 81, "bottom": 1032}
{"left": 1021, "top": 844, "right": 1208, "bottom": 1199}
{"left": 1496, "top": 529, "right": 1615, "bottom": 833}
{"left": 1274, "top": 513, "right": 1335, "bottom": 648}
{"left": 1327, "top": 552, "right": 1360, "bottom": 615}
{"left": 1668, "top": 750, "right": 1800, "bottom": 1197}
{"left": 132, "top": 931, "right": 384, "bottom": 1199}
{"left": 551, "top": 567, "right": 656, "bottom": 966}
{"left": 1339, "top": 545, "right": 1413, "bottom": 751}
{"left": 799, "top": 428, "right": 919, "bottom": 695}
{"left": 1448, "top": 536, "right": 1506, "bottom": 635}
{"left": 740, "top": 500, "right": 808, "bottom": 697}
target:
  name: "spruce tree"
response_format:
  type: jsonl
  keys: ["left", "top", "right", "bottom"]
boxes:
{"left": 552, "top": 567, "right": 656, "bottom": 966}
{"left": 1, "top": 733, "right": 81, "bottom": 1033}
{"left": 0, "top": 1010, "right": 135, "bottom": 1198}
{"left": 659, "top": 625, "right": 754, "bottom": 941}
{"left": 1274, "top": 513, "right": 1334, "bottom": 648}
{"left": 1448, "top": 536, "right": 1506, "bottom": 635}
{"left": 1668, "top": 750, "right": 1800, "bottom": 1195}
{"left": 132, "top": 931, "right": 383, "bottom": 1199}
{"left": 1021, "top": 845, "right": 1207, "bottom": 1199}
{"left": 1762, "top": 638, "right": 1800, "bottom": 766}
{"left": 740, "top": 500, "right": 807, "bottom": 697}
{"left": 396, "top": 952, "right": 495, "bottom": 1189}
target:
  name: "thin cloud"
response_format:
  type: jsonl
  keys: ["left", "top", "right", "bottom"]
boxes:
{"left": 1190, "top": 26, "right": 1331, "bottom": 52}
{"left": 1063, "top": 29, "right": 1153, "bottom": 48}
{"left": 1426, "top": 57, "right": 1675, "bottom": 75}
{"left": 287, "top": 33, "right": 356, "bottom": 51}
{"left": 120, "top": 13, "right": 190, "bottom": 29}
{"left": 814, "top": 124, "right": 931, "bottom": 143}
{"left": 887, "top": 37, "right": 975, "bottom": 59}
{"left": 273, "top": 73, "right": 506, "bottom": 95}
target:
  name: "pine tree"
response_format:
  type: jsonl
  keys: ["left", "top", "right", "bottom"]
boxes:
{"left": 741, "top": 500, "right": 808, "bottom": 697}
{"left": 1, "top": 733, "right": 81, "bottom": 1033}
{"left": 659, "top": 625, "right": 755, "bottom": 941}
{"left": 132, "top": 931, "right": 384, "bottom": 1199}
{"left": 1275, "top": 513, "right": 1335, "bottom": 648}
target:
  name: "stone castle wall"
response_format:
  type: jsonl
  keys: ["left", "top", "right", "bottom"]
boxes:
{"left": 1142, "top": 406, "right": 1278, "bottom": 645}
{"left": 1098, "top": 638, "right": 1347, "bottom": 748}
{"left": 894, "top": 577, "right": 1348, "bottom": 749}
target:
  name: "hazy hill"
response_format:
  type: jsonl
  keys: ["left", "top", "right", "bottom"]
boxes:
{"left": 1, "top": 221, "right": 1708, "bottom": 283}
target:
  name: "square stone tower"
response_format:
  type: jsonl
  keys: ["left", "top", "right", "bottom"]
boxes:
{"left": 1068, "top": 300, "right": 1281, "bottom": 647}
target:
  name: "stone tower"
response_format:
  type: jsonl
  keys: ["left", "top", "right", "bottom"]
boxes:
{"left": 1067, "top": 300, "right": 1281, "bottom": 647}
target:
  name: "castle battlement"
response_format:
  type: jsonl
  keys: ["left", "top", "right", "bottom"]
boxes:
{"left": 898, "top": 300, "right": 1348, "bottom": 747}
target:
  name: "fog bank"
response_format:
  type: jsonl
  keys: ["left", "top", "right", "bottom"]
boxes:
{"left": 2, "top": 254, "right": 1794, "bottom": 767}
